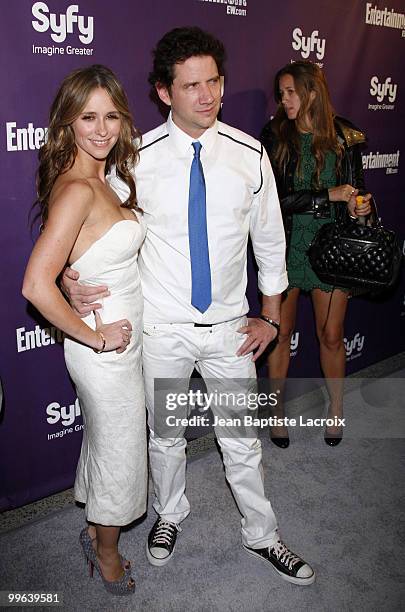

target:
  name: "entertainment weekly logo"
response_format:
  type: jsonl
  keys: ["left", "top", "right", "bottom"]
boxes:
{"left": 362, "top": 149, "right": 400, "bottom": 175}
{"left": 368, "top": 76, "right": 398, "bottom": 111}
{"left": 291, "top": 28, "right": 326, "bottom": 67}
{"left": 46, "top": 397, "right": 84, "bottom": 441}
{"left": 401, "top": 240, "right": 405, "bottom": 317}
{"left": 344, "top": 333, "right": 365, "bottom": 361}
{"left": 365, "top": 3, "right": 405, "bottom": 37}
{"left": 16, "top": 323, "right": 63, "bottom": 353}
{"left": 196, "top": 0, "right": 247, "bottom": 17}
{"left": 31, "top": 2, "right": 95, "bottom": 57}
{"left": 5, "top": 122, "right": 47, "bottom": 152}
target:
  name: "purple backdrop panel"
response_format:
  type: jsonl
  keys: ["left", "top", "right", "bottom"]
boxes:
{"left": 1, "top": 0, "right": 404, "bottom": 510}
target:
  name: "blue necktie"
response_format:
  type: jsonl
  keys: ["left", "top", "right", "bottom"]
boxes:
{"left": 188, "top": 141, "right": 212, "bottom": 313}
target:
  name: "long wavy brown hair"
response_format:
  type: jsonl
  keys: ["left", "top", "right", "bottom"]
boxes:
{"left": 37, "top": 64, "right": 141, "bottom": 224}
{"left": 271, "top": 61, "right": 343, "bottom": 188}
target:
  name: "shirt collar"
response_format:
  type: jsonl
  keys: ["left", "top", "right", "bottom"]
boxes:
{"left": 167, "top": 112, "right": 218, "bottom": 156}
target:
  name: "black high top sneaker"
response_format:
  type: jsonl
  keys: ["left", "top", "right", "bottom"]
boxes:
{"left": 146, "top": 517, "right": 181, "bottom": 566}
{"left": 243, "top": 539, "right": 315, "bottom": 585}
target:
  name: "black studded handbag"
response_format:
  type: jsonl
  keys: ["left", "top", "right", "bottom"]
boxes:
{"left": 307, "top": 199, "right": 402, "bottom": 292}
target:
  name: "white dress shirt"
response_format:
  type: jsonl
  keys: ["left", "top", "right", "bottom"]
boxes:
{"left": 109, "top": 114, "right": 287, "bottom": 324}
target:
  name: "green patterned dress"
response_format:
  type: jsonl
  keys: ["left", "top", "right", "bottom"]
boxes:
{"left": 287, "top": 132, "right": 337, "bottom": 292}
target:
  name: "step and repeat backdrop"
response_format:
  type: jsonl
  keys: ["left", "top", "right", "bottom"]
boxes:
{"left": 1, "top": 0, "right": 404, "bottom": 510}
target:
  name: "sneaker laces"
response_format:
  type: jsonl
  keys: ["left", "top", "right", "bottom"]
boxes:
{"left": 152, "top": 520, "right": 181, "bottom": 547}
{"left": 270, "top": 541, "right": 301, "bottom": 570}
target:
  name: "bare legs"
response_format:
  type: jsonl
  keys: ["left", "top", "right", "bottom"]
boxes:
{"left": 312, "top": 288, "right": 348, "bottom": 436}
{"left": 87, "top": 524, "right": 134, "bottom": 586}
{"left": 267, "top": 287, "right": 348, "bottom": 440}
{"left": 267, "top": 288, "right": 300, "bottom": 439}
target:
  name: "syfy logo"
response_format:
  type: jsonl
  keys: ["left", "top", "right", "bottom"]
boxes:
{"left": 369, "top": 76, "right": 397, "bottom": 103}
{"left": 292, "top": 28, "right": 326, "bottom": 60}
{"left": 32, "top": 2, "right": 94, "bottom": 44}
{"left": 290, "top": 332, "right": 300, "bottom": 357}
{"left": 46, "top": 398, "right": 81, "bottom": 427}
{"left": 344, "top": 333, "right": 365, "bottom": 359}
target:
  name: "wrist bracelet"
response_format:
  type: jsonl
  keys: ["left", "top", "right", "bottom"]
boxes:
{"left": 94, "top": 332, "right": 106, "bottom": 354}
{"left": 260, "top": 315, "right": 280, "bottom": 337}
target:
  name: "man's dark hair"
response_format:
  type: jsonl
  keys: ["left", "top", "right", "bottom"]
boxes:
{"left": 148, "top": 27, "right": 226, "bottom": 89}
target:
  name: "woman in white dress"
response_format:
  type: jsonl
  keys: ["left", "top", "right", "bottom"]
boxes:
{"left": 23, "top": 65, "right": 147, "bottom": 595}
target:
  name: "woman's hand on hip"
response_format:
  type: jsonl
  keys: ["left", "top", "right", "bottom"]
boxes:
{"left": 94, "top": 311, "right": 132, "bottom": 354}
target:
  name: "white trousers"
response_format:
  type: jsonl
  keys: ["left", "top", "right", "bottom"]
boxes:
{"left": 142, "top": 317, "right": 279, "bottom": 548}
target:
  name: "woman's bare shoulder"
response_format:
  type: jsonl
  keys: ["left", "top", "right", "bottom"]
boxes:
{"left": 51, "top": 174, "right": 95, "bottom": 201}
{"left": 49, "top": 175, "right": 95, "bottom": 219}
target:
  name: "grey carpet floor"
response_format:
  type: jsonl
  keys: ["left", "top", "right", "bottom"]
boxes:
{"left": 1, "top": 427, "right": 404, "bottom": 611}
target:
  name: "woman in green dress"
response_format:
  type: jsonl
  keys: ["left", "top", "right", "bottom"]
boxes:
{"left": 260, "top": 61, "right": 371, "bottom": 446}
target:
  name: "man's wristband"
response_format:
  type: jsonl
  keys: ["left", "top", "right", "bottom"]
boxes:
{"left": 260, "top": 315, "right": 280, "bottom": 337}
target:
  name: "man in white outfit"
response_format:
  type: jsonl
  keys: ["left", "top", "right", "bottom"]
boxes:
{"left": 65, "top": 27, "right": 315, "bottom": 585}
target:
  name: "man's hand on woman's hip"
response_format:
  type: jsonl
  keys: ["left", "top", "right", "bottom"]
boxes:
{"left": 61, "top": 267, "right": 110, "bottom": 317}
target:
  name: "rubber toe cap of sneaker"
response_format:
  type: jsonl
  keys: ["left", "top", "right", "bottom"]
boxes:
{"left": 150, "top": 546, "right": 169, "bottom": 559}
{"left": 297, "top": 563, "right": 314, "bottom": 579}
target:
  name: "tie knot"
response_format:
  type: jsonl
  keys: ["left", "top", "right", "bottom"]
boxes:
{"left": 192, "top": 141, "right": 202, "bottom": 158}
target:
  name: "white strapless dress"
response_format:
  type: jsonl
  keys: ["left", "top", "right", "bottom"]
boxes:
{"left": 64, "top": 217, "right": 147, "bottom": 525}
